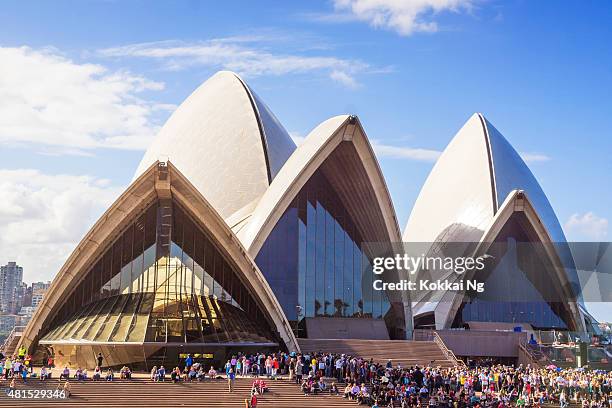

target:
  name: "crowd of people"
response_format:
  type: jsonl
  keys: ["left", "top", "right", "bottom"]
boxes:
{"left": 140, "top": 350, "right": 612, "bottom": 407}
{"left": 1, "top": 345, "right": 610, "bottom": 407}
{"left": 287, "top": 351, "right": 611, "bottom": 407}
{"left": 0, "top": 345, "right": 72, "bottom": 397}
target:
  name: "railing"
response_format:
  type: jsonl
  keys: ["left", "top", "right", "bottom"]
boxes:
{"left": 534, "top": 330, "right": 610, "bottom": 346}
{"left": 1, "top": 325, "right": 25, "bottom": 353}
{"left": 432, "top": 331, "right": 466, "bottom": 368}
{"left": 413, "top": 328, "right": 435, "bottom": 341}
{"left": 518, "top": 339, "right": 549, "bottom": 368}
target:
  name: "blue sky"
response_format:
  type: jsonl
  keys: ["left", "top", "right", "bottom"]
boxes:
{"left": 0, "top": 1, "right": 610, "bottom": 320}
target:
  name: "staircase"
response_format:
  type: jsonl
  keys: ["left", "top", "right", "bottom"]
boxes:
{"left": 0, "top": 377, "right": 358, "bottom": 407}
{"left": 298, "top": 339, "right": 458, "bottom": 368}
{"left": 0, "top": 325, "right": 24, "bottom": 357}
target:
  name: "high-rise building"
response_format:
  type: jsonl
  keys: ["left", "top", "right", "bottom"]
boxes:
{"left": 31, "top": 289, "right": 47, "bottom": 308}
{"left": 0, "top": 262, "right": 23, "bottom": 314}
{"left": 31, "top": 281, "right": 51, "bottom": 292}
{"left": 21, "top": 283, "right": 32, "bottom": 308}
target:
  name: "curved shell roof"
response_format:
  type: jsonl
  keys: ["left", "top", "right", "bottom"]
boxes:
{"left": 134, "top": 71, "right": 295, "bottom": 220}
{"left": 404, "top": 113, "right": 581, "bottom": 329}
{"left": 403, "top": 113, "right": 566, "bottom": 244}
{"left": 485, "top": 117, "right": 566, "bottom": 243}
{"left": 238, "top": 115, "right": 402, "bottom": 256}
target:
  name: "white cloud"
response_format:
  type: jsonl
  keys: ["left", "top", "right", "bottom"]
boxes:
{"left": 0, "top": 169, "right": 122, "bottom": 282}
{"left": 520, "top": 152, "right": 551, "bottom": 163}
{"left": 373, "top": 142, "right": 441, "bottom": 161}
{"left": 330, "top": 70, "right": 359, "bottom": 88}
{"left": 292, "top": 132, "right": 440, "bottom": 161}
{"left": 0, "top": 46, "right": 166, "bottom": 152}
{"left": 99, "top": 39, "right": 375, "bottom": 88}
{"left": 329, "top": 0, "right": 474, "bottom": 36}
{"left": 564, "top": 212, "right": 609, "bottom": 241}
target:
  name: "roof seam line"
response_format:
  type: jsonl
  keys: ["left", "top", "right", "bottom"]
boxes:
{"left": 478, "top": 113, "right": 498, "bottom": 213}
{"left": 233, "top": 73, "right": 273, "bottom": 184}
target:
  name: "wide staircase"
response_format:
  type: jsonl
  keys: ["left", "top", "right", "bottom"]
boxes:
{"left": 298, "top": 339, "right": 457, "bottom": 368}
{"left": 0, "top": 377, "right": 357, "bottom": 407}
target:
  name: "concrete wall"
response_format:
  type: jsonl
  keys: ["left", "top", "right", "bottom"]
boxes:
{"left": 306, "top": 317, "right": 390, "bottom": 340}
{"left": 436, "top": 330, "right": 527, "bottom": 357}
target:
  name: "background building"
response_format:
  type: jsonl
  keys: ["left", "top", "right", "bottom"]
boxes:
{"left": 0, "top": 262, "right": 23, "bottom": 314}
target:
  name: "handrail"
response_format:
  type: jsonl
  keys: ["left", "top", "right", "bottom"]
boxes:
{"left": 433, "top": 331, "right": 466, "bottom": 368}
{"left": 518, "top": 340, "right": 538, "bottom": 366}
{"left": 1, "top": 325, "right": 25, "bottom": 353}
{"left": 518, "top": 339, "right": 550, "bottom": 368}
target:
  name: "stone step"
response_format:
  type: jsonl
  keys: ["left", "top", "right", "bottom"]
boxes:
{"left": 0, "top": 377, "right": 357, "bottom": 407}
{"left": 298, "top": 339, "right": 457, "bottom": 367}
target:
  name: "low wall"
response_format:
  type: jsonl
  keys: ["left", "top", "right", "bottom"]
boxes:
{"left": 305, "top": 317, "right": 390, "bottom": 340}
{"left": 435, "top": 330, "right": 527, "bottom": 357}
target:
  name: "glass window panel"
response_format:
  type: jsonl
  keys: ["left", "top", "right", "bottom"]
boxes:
{"left": 144, "top": 203, "right": 157, "bottom": 248}
{"left": 354, "top": 240, "right": 366, "bottom": 317}
{"left": 120, "top": 262, "right": 132, "bottom": 295}
{"left": 324, "top": 210, "right": 334, "bottom": 316}
{"left": 73, "top": 299, "right": 107, "bottom": 340}
{"left": 208, "top": 298, "right": 232, "bottom": 342}
{"left": 196, "top": 296, "right": 219, "bottom": 342}
{"left": 61, "top": 301, "right": 98, "bottom": 339}
{"left": 194, "top": 232, "right": 205, "bottom": 296}
{"left": 53, "top": 301, "right": 92, "bottom": 340}
{"left": 203, "top": 241, "right": 214, "bottom": 297}
{"left": 212, "top": 251, "right": 223, "bottom": 299}
{"left": 344, "top": 225, "right": 354, "bottom": 316}
{"left": 96, "top": 295, "right": 129, "bottom": 342}
{"left": 168, "top": 243, "right": 182, "bottom": 295}
{"left": 110, "top": 294, "right": 141, "bottom": 342}
{"left": 83, "top": 296, "right": 117, "bottom": 341}
{"left": 121, "top": 223, "right": 134, "bottom": 270}
{"left": 142, "top": 245, "right": 156, "bottom": 292}
{"left": 92, "top": 260, "right": 102, "bottom": 302}
{"left": 110, "top": 240, "right": 122, "bottom": 296}
{"left": 131, "top": 253, "right": 143, "bottom": 294}
{"left": 156, "top": 256, "right": 168, "bottom": 296}
{"left": 315, "top": 199, "right": 325, "bottom": 317}
{"left": 101, "top": 252, "right": 112, "bottom": 299}
{"left": 298, "top": 202, "right": 306, "bottom": 320}
{"left": 334, "top": 217, "right": 344, "bottom": 317}
{"left": 127, "top": 293, "right": 154, "bottom": 342}
{"left": 305, "top": 196, "right": 316, "bottom": 317}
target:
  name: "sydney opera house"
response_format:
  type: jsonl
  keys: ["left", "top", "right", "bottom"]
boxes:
{"left": 16, "top": 71, "right": 596, "bottom": 369}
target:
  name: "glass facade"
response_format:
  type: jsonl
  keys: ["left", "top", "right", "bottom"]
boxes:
{"left": 452, "top": 212, "right": 574, "bottom": 330}
{"left": 255, "top": 169, "right": 389, "bottom": 326}
{"left": 41, "top": 200, "right": 277, "bottom": 345}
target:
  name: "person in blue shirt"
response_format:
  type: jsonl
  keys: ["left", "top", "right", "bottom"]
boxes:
{"left": 227, "top": 368, "right": 235, "bottom": 392}
{"left": 185, "top": 354, "right": 193, "bottom": 369}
